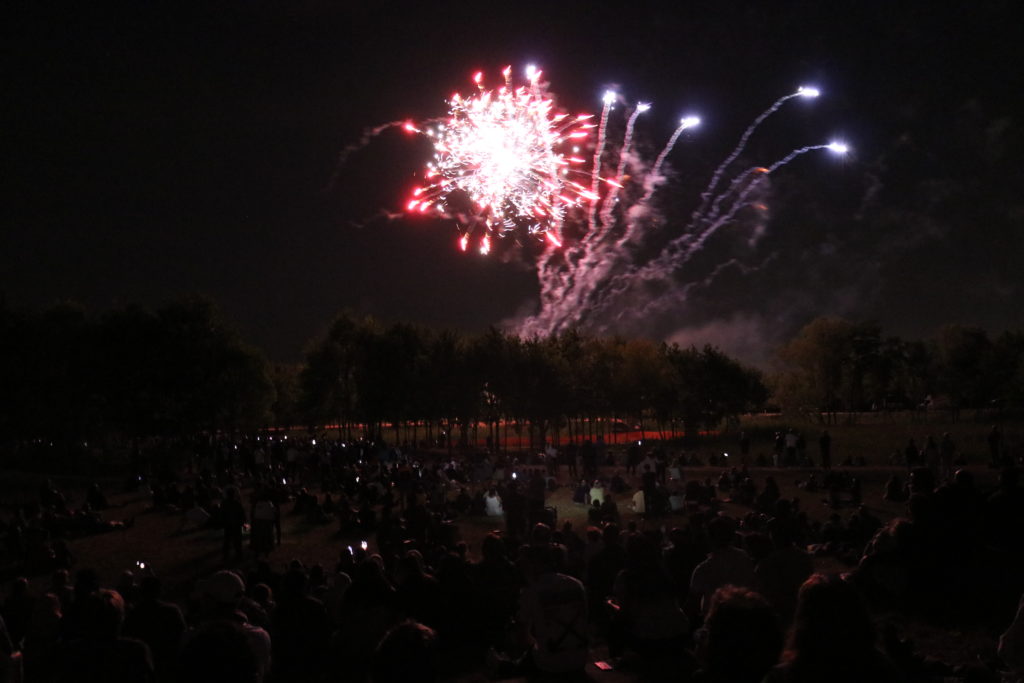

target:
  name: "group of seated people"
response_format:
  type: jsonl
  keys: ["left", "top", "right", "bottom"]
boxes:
{"left": 0, "top": 480, "right": 132, "bottom": 576}
{"left": 3, "top": 436, "right": 1024, "bottom": 681}
{"left": 5, "top": 497, "right": 1024, "bottom": 682}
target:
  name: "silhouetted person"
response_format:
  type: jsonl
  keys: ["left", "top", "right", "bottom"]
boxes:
{"left": 755, "top": 525, "right": 814, "bottom": 625}
{"left": 986, "top": 467, "right": 1024, "bottom": 555}
{"left": 58, "top": 589, "right": 154, "bottom": 683}
{"left": 222, "top": 488, "right": 246, "bottom": 561}
{"left": 940, "top": 433, "right": 956, "bottom": 480}
{"left": 123, "top": 576, "right": 186, "bottom": 677}
{"left": 819, "top": 431, "right": 831, "bottom": 470}
{"left": 989, "top": 425, "right": 1003, "bottom": 467}
{"left": 688, "top": 516, "right": 755, "bottom": 618}
{"left": 884, "top": 475, "right": 908, "bottom": 503}
{"left": 271, "top": 567, "right": 331, "bottom": 682}
{"left": 394, "top": 551, "right": 443, "bottom": 629}
{"left": 586, "top": 524, "right": 627, "bottom": 621}
{"left": 371, "top": 620, "right": 438, "bottom": 683}
{"left": 739, "top": 432, "right": 751, "bottom": 465}
{"left": 904, "top": 438, "right": 919, "bottom": 468}
{"left": 764, "top": 574, "right": 899, "bottom": 683}
{"left": 1000, "top": 591, "right": 1024, "bottom": 678}
{"left": 607, "top": 534, "right": 689, "bottom": 662}
{"left": 472, "top": 533, "right": 522, "bottom": 646}
{"left": 178, "top": 620, "right": 264, "bottom": 683}
{"left": 0, "top": 613, "right": 13, "bottom": 672}
{"left": 191, "top": 570, "right": 272, "bottom": 682}
{"left": 696, "top": 586, "right": 782, "bottom": 683}
{"left": 518, "top": 545, "right": 589, "bottom": 675}
{"left": 2, "top": 577, "right": 34, "bottom": 648}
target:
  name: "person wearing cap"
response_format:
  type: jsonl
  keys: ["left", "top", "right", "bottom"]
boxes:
{"left": 187, "top": 570, "right": 271, "bottom": 682}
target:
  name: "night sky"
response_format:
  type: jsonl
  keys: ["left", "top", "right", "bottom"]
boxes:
{"left": 4, "top": 1, "right": 1022, "bottom": 364}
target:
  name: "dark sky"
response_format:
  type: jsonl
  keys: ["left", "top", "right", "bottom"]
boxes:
{"left": 3, "top": 1, "right": 1023, "bottom": 364}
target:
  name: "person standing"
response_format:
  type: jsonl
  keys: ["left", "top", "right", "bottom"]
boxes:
{"left": 739, "top": 432, "right": 751, "bottom": 466}
{"left": 818, "top": 431, "right": 832, "bottom": 470}
{"left": 250, "top": 494, "right": 278, "bottom": 558}
{"left": 989, "top": 425, "right": 1003, "bottom": 467}
{"left": 784, "top": 431, "right": 799, "bottom": 467}
{"left": 940, "top": 433, "right": 956, "bottom": 480}
{"left": 222, "top": 488, "right": 247, "bottom": 561}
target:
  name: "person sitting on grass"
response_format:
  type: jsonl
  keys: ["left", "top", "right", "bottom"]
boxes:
{"left": 123, "top": 576, "right": 186, "bottom": 677}
{"left": 191, "top": 570, "right": 272, "bottom": 682}
{"left": 513, "top": 545, "right": 589, "bottom": 676}
{"left": 587, "top": 500, "right": 604, "bottom": 524}
{"left": 484, "top": 488, "right": 503, "bottom": 517}
{"left": 572, "top": 480, "right": 588, "bottom": 505}
{"left": 372, "top": 620, "right": 439, "bottom": 683}
{"left": 884, "top": 474, "right": 908, "bottom": 502}
{"left": 687, "top": 515, "right": 755, "bottom": 619}
{"left": 58, "top": 589, "right": 154, "bottom": 683}
{"left": 600, "top": 497, "right": 621, "bottom": 525}
{"left": 607, "top": 534, "right": 690, "bottom": 665}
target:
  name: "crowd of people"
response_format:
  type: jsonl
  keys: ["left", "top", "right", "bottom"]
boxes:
{"left": 1, "top": 431, "right": 1023, "bottom": 682}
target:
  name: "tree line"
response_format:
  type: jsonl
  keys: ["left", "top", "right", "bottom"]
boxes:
{"left": 0, "top": 298, "right": 765, "bottom": 448}
{"left": 771, "top": 317, "right": 1024, "bottom": 420}
{"left": 2, "top": 296, "right": 1022, "bottom": 449}
{"left": 298, "top": 315, "right": 766, "bottom": 449}
{"left": 0, "top": 296, "right": 277, "bottom": 444}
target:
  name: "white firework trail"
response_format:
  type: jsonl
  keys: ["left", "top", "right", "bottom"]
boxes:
{"left": 615, "top": 114, "right": 701, "bottom": 248}
{"left": 534, "top": 110, "right": 701, "bottom": 338}
{"left": 688, "top": 86, "right": 819, "bottom": 227}
{"left": 576, "top": 143, "right": 843, "bottom": 331}
{"left": 596, "top": 102, "right": 649, "bottom": 235}
{"left": 516, "top": 89, "right": 845, "bottom": 338}
{"left": 587, "top": 91, "right": 617, "bottom": 235}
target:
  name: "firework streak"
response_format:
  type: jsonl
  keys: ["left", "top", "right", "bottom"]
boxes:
{"left": 402, "top": 68, "right": 846, "bottom": 333}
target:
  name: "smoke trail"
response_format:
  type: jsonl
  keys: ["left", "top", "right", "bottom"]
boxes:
{"left": 326, "top": 121, "right": 411, "bottom": 191}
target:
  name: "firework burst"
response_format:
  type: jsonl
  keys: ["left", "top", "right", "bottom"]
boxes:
{"left": 405, "top": 66, "right": 606, "bottom": 249}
